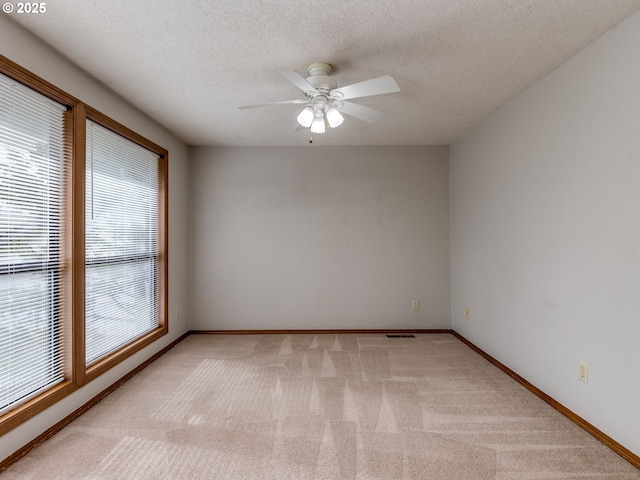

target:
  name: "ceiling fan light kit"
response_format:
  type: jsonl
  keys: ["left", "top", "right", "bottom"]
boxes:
{"left": 325, "top": 106, "right": 344, "bottom": 128}
{"left": 310, "top": 114, "right": 326, "bottom": 134}
{"left": 296, "top": 106, "right": 315, "bottom": 128}
{"left": 238, "top": 62, "right": 400, "bottom": 135}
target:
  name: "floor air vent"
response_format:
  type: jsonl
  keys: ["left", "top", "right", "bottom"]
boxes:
{"left": 386, "top": 334, "right": 416, "bottom": 338}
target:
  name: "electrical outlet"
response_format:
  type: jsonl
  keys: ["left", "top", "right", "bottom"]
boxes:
{"left": 578, "top": 361, "right": 588, "bottom": 383}
{"left": 412, "top": 300, "right": 420, "bottom": 311}
{"left": 175, "top": 307, "right": 181, "bottom": 319}
{"left": 465, "top": 308, "right": 470, "bottom": 320}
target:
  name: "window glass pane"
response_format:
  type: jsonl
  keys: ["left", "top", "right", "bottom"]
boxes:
{"left": 85, "top": 121, "right": 159, "bottom": 365}
{"left": 0, "top": 72, "right": 67, "bottom": 414}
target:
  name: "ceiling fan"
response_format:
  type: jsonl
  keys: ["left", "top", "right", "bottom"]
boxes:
{"left": 238, "top": 63, "right": 400, "bottom": 134}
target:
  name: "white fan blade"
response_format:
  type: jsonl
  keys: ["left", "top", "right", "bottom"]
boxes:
{"left": 279, "top": 70, "right": 318, "bottom": 95}
{"left": 238, "top": 99, "right": 308, "bottom": 109}
{"left": 331, "top": 75, "right": 400, "bottom": 100}
{"left": 338, "top": 101, "right": 384, "bottom": 123}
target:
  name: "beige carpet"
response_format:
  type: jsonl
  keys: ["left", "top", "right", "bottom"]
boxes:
{"left": 3, "top": 333, "right": 639, "bottom": 479}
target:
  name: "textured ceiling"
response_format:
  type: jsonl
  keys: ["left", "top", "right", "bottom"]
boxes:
{"left": 8, "top": 0, "right": 640, "bottom": 146}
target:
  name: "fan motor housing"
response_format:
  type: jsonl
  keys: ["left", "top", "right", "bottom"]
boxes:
{"left": 306, "top": 62, "right": 337, "bottom": 94}
{"left": 306, "top": 75, "right": 337, "bottom": 94}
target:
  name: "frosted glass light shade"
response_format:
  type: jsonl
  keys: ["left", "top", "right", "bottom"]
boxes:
{"left": 326, "top": 107, "right": 344, "bottom": 128}
{"left": 310, "top": 115, "right": 325, "bottom": 134}
{"left": 296, "top": 106, "right": 315, "bottom": 128}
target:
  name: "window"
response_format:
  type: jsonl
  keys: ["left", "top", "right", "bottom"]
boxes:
{"left": 0, "top": 55, "right": 168, "bottom": 434}
{"left": 0, "top": 72, "right": 68, "bottom": 415}
{"left": 85, "top": 121, "right": 161, "bottom": 365}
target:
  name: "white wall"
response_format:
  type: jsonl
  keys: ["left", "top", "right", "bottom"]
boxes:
{"left": 451, "top": 11, "right": 640, "bottom": 455}
{"left": 189, "top": 146, "right": 450, "bottom": 330}
{"left": 0, "top": 17, "right": 190, "bottom": 461}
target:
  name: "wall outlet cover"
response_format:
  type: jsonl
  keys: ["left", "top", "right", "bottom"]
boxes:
{"left": 578, "top": 361, "right": 588, "bottom": 383}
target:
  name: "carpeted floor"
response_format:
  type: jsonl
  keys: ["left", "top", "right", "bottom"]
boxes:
{"left": 3, "top": 333, "right": 639, "bottom": 479}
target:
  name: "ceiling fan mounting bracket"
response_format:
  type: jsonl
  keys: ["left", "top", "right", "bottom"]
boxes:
{"left": 305, "top": 62, "right": 337, "bottom": 94}
{"left": 306, "top": 62, "right": 333, "bottom": 77}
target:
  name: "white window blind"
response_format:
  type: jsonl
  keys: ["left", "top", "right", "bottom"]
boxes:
{"left": 85, "top": 121, "right": 160, "bottom": 365}
{"left": 0, "top": 73, "right": 67, "bottom": 414}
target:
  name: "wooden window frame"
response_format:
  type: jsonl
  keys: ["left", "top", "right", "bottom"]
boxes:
{"left": 83, "top": 107, "right": 169, "bottom": 383}
{"left": 0, "top": 54, "right": 168, "bottom": 435}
